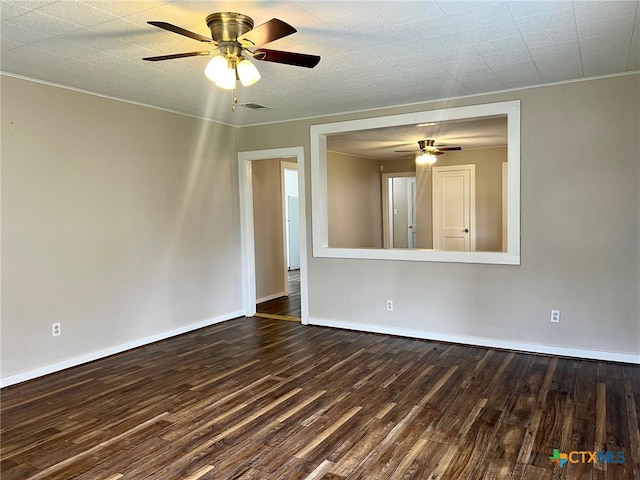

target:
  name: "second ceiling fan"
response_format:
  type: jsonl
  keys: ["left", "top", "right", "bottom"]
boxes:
{"left": 395, "top": 139, "right": 462, "bottom": 165}
{"left": 143, "top": 12, "right": 321, "bottom": 90}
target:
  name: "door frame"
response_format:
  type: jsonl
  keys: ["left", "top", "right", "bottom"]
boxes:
{"left": 238, "top": 147, "right": 308, "bottom": 324}
{"left": 281, "top": 160, "right": 299, "bottom": 278}
{"left": 407, "top": 177, "right": 417, "bottom": 248}
{"left": 502, "top": 162, "right": 508, "bottom": 252}
{"left": 432, "top": 164, "right": 476, "bottom": 251}
{"left": 381, "top": 172, "right": 416, "bottom": 248}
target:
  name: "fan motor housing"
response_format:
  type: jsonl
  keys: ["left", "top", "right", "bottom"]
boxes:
{"left": 206, "top": 12, "right": 254, "bottom": 42}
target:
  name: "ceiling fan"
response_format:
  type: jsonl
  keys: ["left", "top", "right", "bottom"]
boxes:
{"left": 143, "top": 12, "right": 321, "bottom": 90}
{"left": 395, "top": 139, "right": 462, "bottom": 165}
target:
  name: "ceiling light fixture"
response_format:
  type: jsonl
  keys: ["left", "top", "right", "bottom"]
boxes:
{"left": 144, "top": 12, "right": 320, "bottom": 112}
{"left": 415, "top": 151, "right": 437, "bottom": 166}
{"left": 236, "top": 58, "right": 261, "bottom": 86}
{"left": 204, "top": 54, "right": 261, "bottom": 89}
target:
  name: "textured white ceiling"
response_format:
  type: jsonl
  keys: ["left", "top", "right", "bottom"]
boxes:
{"left": 327, "top": 115, "right": 508, "bottom": 160}
{"left": 1, "top": 0, "right": 639, "bottom": 128}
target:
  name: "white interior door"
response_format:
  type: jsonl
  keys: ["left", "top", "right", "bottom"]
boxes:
{"left": 282, "top": 163, "right": 300, "bottom": 271}
{"left": 432, "top": 165, "right": 475, "bottom": 251}
{"left": 408, "top": 177, "right": 417, "bottom": 248}
{"left": 381, "top": 173, "right": 415, "bottom": 248}
{"left": 287, "top": 195, "right": 300, "bottom": 269}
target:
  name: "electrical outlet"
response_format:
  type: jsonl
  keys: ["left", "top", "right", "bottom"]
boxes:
{"left": 52, "top": 322, "right": 61, "bottom": 336}
{"left": 550, "top": 310, "right": 560, "bottom": 323}
{"left": 386, "top": 300, "right": 393, "bottom": 311}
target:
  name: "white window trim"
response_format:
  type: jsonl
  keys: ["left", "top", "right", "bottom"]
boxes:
{"left": 310, "top": 100, "right": 521, "bottom": 265}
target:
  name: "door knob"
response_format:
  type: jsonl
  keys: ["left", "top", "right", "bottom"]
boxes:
{"left": 463, "top": 228, "right": 469, "bottom": 233}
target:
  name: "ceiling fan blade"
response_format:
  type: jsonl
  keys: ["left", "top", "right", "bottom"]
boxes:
{"left": 238, "top": 18, "right": 296, "bottom": 47}
{"left": 148, "top": 21, "right": 213, "bottom": 43}
{"left": 143, "top": 51, "right": 211, "bottom": 62}
{"left": 436, "top": 146, "right": 462, "bottom": 151}
{"left": 253, "top": 48, "right": 321, "bottom": 68}
{"left": 394, "top": 147, "right": 418, "bottom": 152}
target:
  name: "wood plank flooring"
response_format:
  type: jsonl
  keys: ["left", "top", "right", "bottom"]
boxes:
{"left": 256, "top": 269, "right": 301, "bottom": 319}
{"left": 2, "top": 317, "right": 639, "bottom": 480}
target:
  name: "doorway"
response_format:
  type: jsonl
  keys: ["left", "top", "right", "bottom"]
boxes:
{"left": 282, "top": 162, "right": 300, "bottom": 271}
{"left": 254, "top": 160, "right": 301, "bottom": 321}
{"left": 238, "top": 147, "right": 308, "bottom": 324}
{"left": 382, "top": 172, "right": 417, "bottom": 249}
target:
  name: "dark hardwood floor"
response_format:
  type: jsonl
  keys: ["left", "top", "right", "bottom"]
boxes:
{"left": 2, "top": 317, "right": 639, "bottom": 480}
{"left": 256, "top": 269, "right": 301, "bottom": 320}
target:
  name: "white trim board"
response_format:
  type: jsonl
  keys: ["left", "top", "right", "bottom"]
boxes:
{"left": 240, "top": 72, "right": 638, "bottom": 128}
{"left": 0, "top": 311, "right": 244, "bottom": 388}
{"left": 237, "top": 147, "right": 309, "bottom": 324}
{"left": 310, "top": 99, "right": 521, "bottom": 265}
{"left": 308, "top": 318, "right": 640, "bottom": 365}
{"left": 1, "top": 73, "right": 237, "bottom": 128}
{"left": 381, "top": 172, "right": 416, "bottom": 249}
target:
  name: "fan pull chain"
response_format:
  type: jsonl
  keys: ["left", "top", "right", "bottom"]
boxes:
{"left": 231, "top": 89, "right": 238, "bottom": 112}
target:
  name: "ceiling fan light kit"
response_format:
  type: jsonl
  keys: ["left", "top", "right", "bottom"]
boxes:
{"left": 204, "top": 54, "right": 260, "bottom": 89}
{"left": 395, "top": 138, "right": 463, "bottom": 168}
{"left": 144, "top": 11, "right": 320, "bottom": 93}
{"left": 204, "top": 55, "right": 232, "bottom": 88}
{"left": 236, "top": 58, "right": 261, "bottom": 86}
{"left": 415, "top": 151, "right": 438, "bottom": 166}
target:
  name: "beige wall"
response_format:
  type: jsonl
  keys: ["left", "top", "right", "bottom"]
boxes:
{"left": 327, "top": 151, "right": 382, "bottom": 248}
{"left": 381, "top": 157, "right": 415, "bottom": 174}
{"left": 3, "top": 73, "right": 638, "bottom": 382}
{"left": 416, "top": 147, "right": 506, "bottom": 251}
{"left": 1, "top": 76, "right": 242, "bottom": 379}
{"left": 239, "top": 74, "right": 640, "bottom": 359}
{"left": 252, "top": 159, "right": 285, "bottom": 300}
{"left": 381, "top": 149, "right": 504, "bottom": 251}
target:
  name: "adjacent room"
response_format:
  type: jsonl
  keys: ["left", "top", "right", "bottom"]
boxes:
{"left": 1, "top": 1, "right": 639, "bottom": 479}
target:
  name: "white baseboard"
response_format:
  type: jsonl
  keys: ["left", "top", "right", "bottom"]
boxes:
{"left": 0, "top": 311, "right": 244, "bottom": 388}
{"left": 5, "top": 313, "right": 636, "bottom": 388}
{"left": 256, "top": 291, "right": 286, "bottom": 304}
{"left": 308, "top": 318, "right": 640, "bottom": 365}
